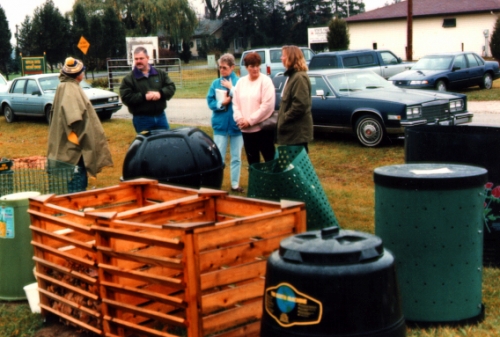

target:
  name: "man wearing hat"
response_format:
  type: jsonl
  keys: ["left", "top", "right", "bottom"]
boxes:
{"left": 120, "top": 46, "right": 176, "bottom": 133}
{"left": 47, "top": 57, "right": 113, "bottom": 190}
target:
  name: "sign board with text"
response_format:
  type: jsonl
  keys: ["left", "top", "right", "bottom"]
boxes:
{"left": 21, "top": 56, "right": 46, "bottom": 76}
{"left": 308, "top": 27, "right": 329, "bottom": 49}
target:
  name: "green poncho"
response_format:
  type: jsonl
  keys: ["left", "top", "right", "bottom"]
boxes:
{"left": 47, "top": 73, "right": 113, "bottom": 177}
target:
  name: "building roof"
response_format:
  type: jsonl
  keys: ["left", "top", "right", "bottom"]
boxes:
{"left": 193, "top": 19, "right": 223, "bottom": 37}
{"left": 346, "top": 0, "right": 500, "bottom": 22}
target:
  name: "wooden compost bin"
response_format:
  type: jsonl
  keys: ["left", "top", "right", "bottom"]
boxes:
{"left": 94, "top": 194, "right": 306, "bottom": 337}
{"left": 27, "top": 179, "right": 207, "bottom": 335}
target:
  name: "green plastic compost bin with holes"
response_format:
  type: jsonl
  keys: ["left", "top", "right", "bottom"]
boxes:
{"left": 248, "top": 145, "right": 339, "bottom": 230}
{"left": 374, "top": 163, "right": 487, "bottom": 324}
{"left": 0, "top": 191, "right": 40, "bottom": 300}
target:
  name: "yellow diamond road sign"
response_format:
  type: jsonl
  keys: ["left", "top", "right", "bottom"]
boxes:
{"left": 78, "top": 36, "right": 90, "bottom": 55}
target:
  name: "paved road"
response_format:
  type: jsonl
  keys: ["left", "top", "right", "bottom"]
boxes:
{"left": 113, "top": 99, "right": 500, "bottom": 126}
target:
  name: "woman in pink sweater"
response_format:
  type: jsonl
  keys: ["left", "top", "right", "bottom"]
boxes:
{"left": 233, "top": 52, "right": 276, "bottom": 165}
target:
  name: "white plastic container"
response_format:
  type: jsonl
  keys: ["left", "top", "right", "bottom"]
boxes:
{"left": 23, "top": 282, "right": 41, "bottom": 313}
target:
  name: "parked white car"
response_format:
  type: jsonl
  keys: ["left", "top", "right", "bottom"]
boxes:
{"left": 239, "top": 47, "right": 315, "bottom": 78}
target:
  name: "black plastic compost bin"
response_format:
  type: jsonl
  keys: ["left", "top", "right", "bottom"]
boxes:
{"left": 374, "top": 163, "right": 487, "bottom": 324}
{"left": 261, "top": 226, "right": 405, "bottom": 337}
{"left": 405, "top": 125, "right": 500, "bottom": 267}
{"left": 122, "top": 128, "right": 224, "bottom": 189}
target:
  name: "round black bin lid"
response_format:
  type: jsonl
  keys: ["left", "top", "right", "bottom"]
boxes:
{"left": 374, "top": 163, "right": 487, "bottom": 190}
{"left": 279, "top": 226, "right": 384, "bottom": 266}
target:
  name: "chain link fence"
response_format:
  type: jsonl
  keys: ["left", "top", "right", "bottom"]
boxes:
{"left": 106, "top": 58, "right": 242, "bottom": 93}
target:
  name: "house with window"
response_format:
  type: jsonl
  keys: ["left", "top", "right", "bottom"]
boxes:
{"left": 346, "top": 0, "right": 500, "bottom": 60}
{"left": 190, "top": 19, "right": 250, "bottom": 58}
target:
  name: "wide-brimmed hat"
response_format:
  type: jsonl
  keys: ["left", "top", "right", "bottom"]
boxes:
{"left": 62, "top": 57, "right": 86, "bottom": 76}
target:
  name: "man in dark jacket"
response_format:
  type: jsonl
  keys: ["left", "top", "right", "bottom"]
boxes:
{"left": 120, "top": 47, "right": 176, "bottom": 133}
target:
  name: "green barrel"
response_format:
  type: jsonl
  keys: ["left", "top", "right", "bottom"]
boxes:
{"left": 374, "top": 164, "right": 487, "bottom": 324}
{"left": 0, "top": 191, "right": 40, "bottom": 300}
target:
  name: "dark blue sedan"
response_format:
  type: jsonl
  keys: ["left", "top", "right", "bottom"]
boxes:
{"left": 273, "top": 69, "right": 473, "bottom": 147}
{"left": 388, "top": 52, "right": 500, "bottom": 91}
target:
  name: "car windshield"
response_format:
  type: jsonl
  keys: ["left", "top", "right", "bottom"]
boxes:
{"left": 38, "top": 76, "right": 59, "bottom": 92}
{"left": 38, "top": 76, "right": 93, "bottom": 92}
{"left": 0, "top": 75, "right": 7, "bottom": 85}
{"left": 326, "top": 71, "right": 392, "bottom": 95}
{"left": 412, "top": 56, "right": 454, "bottom": 70}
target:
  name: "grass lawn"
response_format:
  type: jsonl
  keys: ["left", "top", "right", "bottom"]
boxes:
{"left": 0, "top": 117, "right": 499, "bottom": 336}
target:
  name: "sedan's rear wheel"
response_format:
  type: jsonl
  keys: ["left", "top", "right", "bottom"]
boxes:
{"left": 355, "top": 115, "right": 385, "bottom": 147}
{"left": 436, "top": 80, "right": 447, "bottom": 91}
{"left": 4, "top": 105, "right": 15, "bottom": 123}
{"left": 480, "top": 73, "right": 493, "bottom": 89}
{"left": 45, "top": 105, "right": 52, "bottom": 124}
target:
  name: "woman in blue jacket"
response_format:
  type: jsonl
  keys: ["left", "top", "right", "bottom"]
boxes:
{"left": 206, "top": 54, "right": 244, "bottom": 193}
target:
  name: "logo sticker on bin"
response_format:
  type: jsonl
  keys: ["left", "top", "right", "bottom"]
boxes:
{"left": 0, "top": 206, "right": 14, "bottom": 239}
{"left": 265, "top": 282, "right": 322, "bottom": 327}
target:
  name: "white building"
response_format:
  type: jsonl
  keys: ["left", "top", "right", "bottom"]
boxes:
{"left": 346, "top": 0, "right": 500, "bottom": 60}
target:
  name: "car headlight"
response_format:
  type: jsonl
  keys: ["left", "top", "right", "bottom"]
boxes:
{"left": 449, "top": 99, "right": 464, "bottom": 112}
{"left": 108, "top": 96, "right": 118, "bottom": 103}
{"left": 409, "top": 80, "right": 429, "bottom": 85}
{"left": 410, "top": 80, "right": 429, "bottom": 85}
{"left": 406, "top": 106, "right": 422, "bottom": 118}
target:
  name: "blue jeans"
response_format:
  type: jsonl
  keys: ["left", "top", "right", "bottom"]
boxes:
{"left": 132, "top": 111, "right": 170, "bottom": 133}
{"left": 213, "top": 134, "right": 243, "bottom": 189}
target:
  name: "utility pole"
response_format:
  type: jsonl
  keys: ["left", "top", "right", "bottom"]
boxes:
{"left": 406, "top": 0, "right": 413, "bottom": 61}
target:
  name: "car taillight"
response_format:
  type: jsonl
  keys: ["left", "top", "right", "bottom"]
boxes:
{"left": 267, "top": 66, "right": 271, "bottom": 76}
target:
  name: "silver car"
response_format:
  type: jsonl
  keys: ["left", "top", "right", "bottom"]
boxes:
{"left": 0, "top": 73, "right": 122, "bottom": 123}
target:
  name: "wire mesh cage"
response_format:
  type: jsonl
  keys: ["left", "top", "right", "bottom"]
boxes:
{"left": 0, "top": 157, "right": 86, "bottom": 197}
{"left": 247, "top": 145, "right": 339, "bottom": 230}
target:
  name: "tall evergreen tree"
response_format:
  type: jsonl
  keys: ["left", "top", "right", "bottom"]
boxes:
{"left": 0, "top": 5, "right": 12, "bottom": 76}
{"left": 18, "top": 16, "right": 36, "bottom": 57}
{"left": 72, "top": 3, "right": 90, "bottom": 60}
{"left": 327, "top": 17, "right": 349, "bottom": 51}
{"left": 220, "top": 0, "right": 266, "bottom": 50}
{"left": 101, "top": 7, "right": 126, "bottom": 59}
{"left": 287, "top": 0, "right": 332, "bottom": 45}
{"left": 490, "top": 17, "right": 500, "bottom": 62}
{"left": 31, "top": 0, "right": 71, "bottom": 71}
{"left": 87, "top": 15, "right": 104, "bottom": 75}
{"left": 256, "top": 0, "right": 290, "bottom": 46}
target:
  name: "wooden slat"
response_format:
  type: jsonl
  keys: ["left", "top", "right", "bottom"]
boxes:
{"left": 98, "top": 264, "right": 184, "bottom": 289}
{"left": 30, "top": 226, "right": 94, "bottom": 251}
{"left": 100, "top": 280, "right": 186, "bottom": 308}
{"left": 97, "top": 246, "right": 183, "bottom": 269}
{"left": 42, "top": 184, "right": 139, "bottom": 210}
{"left": 200, "top": 260, "right": 266, "bottom": 291}
{"left": 103, "top": 315, "right": 180, "bottom": 337}
{"left": 103, "top": 298, "right": 186, "bottom": 326}
{"left": 28, "top": 210, "right": 94, "bottom": 233}
{"left": 115, "top": 195, "right": 205, "bottom": 220}
{"left": 38, "top": 288, "right": 101, "bottom": 318}
{"left": 209, "top": 321, "right": 260, "bottom": 337}
{"left": 37, "top": 273, "right": 99, "bottom": 301}
{"left": 33, "top": 256, "right": 96, "bottom": 284}
{"left": 40, "top": 303, "right": 102, "bottom": 335}
{"left": 31, "top": 241, "right": 95, "bottom": 267}
{"left": 94, "top": 226, "right": 183, "bottom": 249}
{"left": 196, "top": 213, "right": 297, "bottom": 251}
{"left": 214, "top": 196, "right": 281, "bottom": 216}
{"left": 202, "top": 299, "right": 262, "bottom": 336}
{"left": 201, "top": 279, "right": 265, "bottom": 314}
{"left": 198, "top": 234, "right": 286, "bottom": 272}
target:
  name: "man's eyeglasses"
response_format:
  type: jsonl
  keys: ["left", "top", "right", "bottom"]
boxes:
{"left": 219, "top": 66, "right": 230, "bottom": 70}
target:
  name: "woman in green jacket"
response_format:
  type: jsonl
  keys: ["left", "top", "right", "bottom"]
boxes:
{"left": 276, "top": 45, "right": 313, "bottom": 152}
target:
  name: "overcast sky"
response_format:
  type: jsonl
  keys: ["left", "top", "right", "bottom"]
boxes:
{"left": 1, "top": 0, "right": 390, "bottom": 45}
